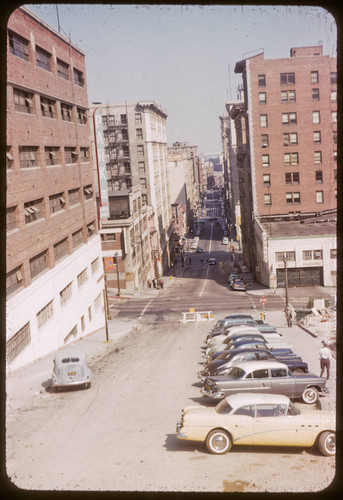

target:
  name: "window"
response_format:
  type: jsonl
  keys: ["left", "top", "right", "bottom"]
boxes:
{"left": 136, "top": 128, "right": 143, "bottom": 139}
{"left": 6, "top": 147, "right": 14, "bottom": 169}
{"left": 333, "top": 130, "right": 337, "bottom": 144}
{"left": 330, "top": 72, "right": 337, "bottom": 84}
{"left": 282, "top": 112, "right": 297, "bottom": 125}
{"left": 24, "top": 198, "right": 44, "bottom": 223}
{"left": 137, "top": 145, "right": 144, "bottom": 157}
{"left": 64, "top": 147, "right": 78, "bottom": 164}
{"left": 286, "top": 192, "right": 300, "bottom": 204}
{"left": 72, "top": 229, "right": 83, "bottom": 249}
{"left": 303, "top": 250, "right": 323, "bottom": 261}
{"left": 36, "top": 46, "right": 51, "bottom": 71}
{"left": 259, "top": 92, "right": 266, "bottom": 104}
{"left": 234, "top": 405, "right": 254, "bottom": 417}
{"left": 314, "top": 151, "right": 322, "bottom": 164}
{"left": 60, "top": 282, "right": 72, "bottom": 305}
{"left": 91, "top": 257, "right": 100, "bottom": 274}
{"left": 280, "top": 72, "right": 295, "bottom": 84}
{"left": 49, "top": 193, "right": 65, "bottom": 214}
{"left": 285, "top": 172, "right": 299, "bottom": 184}
{"left": 262, "top": 154, "right": 270, "bottom": 167}
{"left": 45, "top": 146, "right": 60, "bottom": 166}
{"left": 142, "top": 194, "right": 148, "bottom": 205}
{"left": 264, "top": 193, "right": 272, "bottom": 206}
{"left": 122, "top": 129, "right": 129, "bottom": 141}
{"left": 312, "top": 111, "right": 320, "bottom": 124}
{"left": 260, "top": 114, "right": 268, "bottom": 127}
{"left": 61, "top": 102, "right": 72, "bottom": 121}
{"left": 80, "top": 147, "right": 89, "bottom": 163}
{"left": 258, "top": 74, "right": 266, "bottom": 86}
{"left": 316, "top": 190, "right": 324, "bottom": 203}
{"left": 135, "top": 112, "right": 142, "bottom": 123}
{"left": 303, "top": 250, "right": 312, "bottom": 260}
{"left": 122, "top": 145, "right": 130, "bottom": 157}
{"left": 6, "top": 322, "right": 31, "bottom": 362}
{"left": 283, "top": 132, "right": 298, "bottom": 146}
{"left": 13, "top": 88, "right": 34, "bottom": 114}
{"left": 330, "top": 249, "right": 337, "bottom": 259}
{"left": 313, "top": 131, "right": 321, "bottom": 144}
{"left": 284, "top": 152, "right": 298, "bottom": 165}
{"left": 261, "top": 134, "right": 268, "bottom": 148}
{"left": 102, "top": 115, "right": 108, "bottom": 127}
{"left": 36, "top": 300, "right": 54, "bottom": 327}
{"left": 88, "top": 306, "right": 92, "bottom": 322}
{"left": 311, "top": 71, "right": 319, "bottom": 83}
{"left": 9, "top": 31, "right": 29, "bottom": 61}
{"left": 77, "top": 108, "right": 87, "bottom": 124}
{"left": 57, "top": 58, "right": 69, "bottom": 80}
{"left": 281, "top": 90, "right": 296, "bottom": 103}
{"left": 30, "top": 250, "right": 48, "bottom": 279}
{"left": 64, "top": 325, "right": 78, "bottom": 344}
{"left": 83, "top": 185, "right": 93, "bottom": 200}
{"left": 73, "top": 68, "right": 84, "bottom": 86}
{"left": 140, "top": 178, "right": 147, "bottom": 189}
{"left": 263, "top": 174, "right": 270, "bottom": 186}
{"left": 120, "top": 114, "right": 127, "bottom": 124}
{"left": 333, "top": 151, "right": 337, "bottom": 162}
{"left": 332, "top": 111, "right": 337, "bottom": 123}
{"left": 54, "top": 238, "right": 68, "bottom": 263}
{"left": 95, "top": 292, "right": 102, "bottom": 310}
{"left": 252, "top": 369, "right": 269, "bottom": 379}
{"left": 19, "top": 146, "right": 39, "bottom": 168}
{"left": 40, "top": 97, "right": 56, "bottom": 118}
{"left": 68, "top": 188, "right": 80, "bottom": 206}
{"left": 139, "top": 161, "right": 146, "bottom": 173}
{"left": 87, "top": 221, "right": 96, "bottom": 238}
{"left": 331, "top": 90, "right": 337, "bottom": 102}
{"left": 6, "top": 266, "right": 23, "bottom": 296}
{"left": 77, "top": 268, "right": 88, "bottom": 288}
{"left": 7, "top": 206, "right": 17, "bottom": 232}
{"left": 271, "top": 368, "right": 287, "bottom": 378}
{"left": 312, "top": 88, "right": 320, "bottom": 101}
{"left": 108, "top": 115, "right": 115, "bottom": 126}
{"left": 276, "top": 251, "right": 295, "bottom": 262}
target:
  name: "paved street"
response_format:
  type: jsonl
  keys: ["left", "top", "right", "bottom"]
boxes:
{"left": 6, "top": 218, "right": 336, "bottom": 493}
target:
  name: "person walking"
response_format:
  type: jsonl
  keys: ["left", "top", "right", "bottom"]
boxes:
{"left": 319, "top": 341, "right": 332, "bottom": 380}
{"left": 153, "top": 278, "right": 157, "bottom": 289}
{"left": 285, "top": 305, "right": 292, "bottom": 327}
{"left": 159, "top": 279, "right": 164, "bottom": 290}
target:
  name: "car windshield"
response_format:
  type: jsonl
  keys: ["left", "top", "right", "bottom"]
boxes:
{"left": 225, "top": 366, "right": 245, "bottom": 379}
{"left": 287, "top": 403, "right": 301, "bottom": 416}
{"left": 215, "top": 400, "right": 234, "bottom": 414}
{"left": 217, "top": 352, "right": 232, "bottom": 360}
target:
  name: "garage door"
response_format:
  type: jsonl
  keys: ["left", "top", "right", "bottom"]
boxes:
{"left": 276, "top": 267, "right": 323, "bottom": 287}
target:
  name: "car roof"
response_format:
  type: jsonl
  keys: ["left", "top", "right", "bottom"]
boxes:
{"left": 233, "top": 360, "right": 288, "bottom": 371}
{"left": 225, "top": 393, "right": 290, "bottom": 408}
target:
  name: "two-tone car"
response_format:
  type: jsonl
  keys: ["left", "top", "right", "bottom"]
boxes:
{"left": 176, "top": 393, "right": 335, "bottom": 456}
{"left": 206, "top": 335, "right": 292, "bottom": 358}
{"left": 207, "top": 340, "right": 295, "bottom": 362}
{"left": 201, "top": 360, "right": 327, "bottom": 404}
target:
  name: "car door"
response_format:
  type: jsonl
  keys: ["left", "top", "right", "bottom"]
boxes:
{"left": 251, "top": 368, "right": 272, "bottom": 392}
{"left": 253, "top": 403, "right": 297, "bottom": 446}
{"left": 270, "top": 367, "right": 296, "bottom": 397}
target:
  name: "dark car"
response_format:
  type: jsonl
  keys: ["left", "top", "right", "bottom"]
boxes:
{"left": 207, "top": 320, "right": 277, "bottom": 341}
{"left": 201, "top": 361, "right": 327, "bottom": 404}
{"left": 207, "top": 340, "right": 294, "bottom": 362}
{"left": 231, "top": 279, "right": 247, "bottom": 291}
{"left": 198, "top": 349, "right": 307, "bottom": 381}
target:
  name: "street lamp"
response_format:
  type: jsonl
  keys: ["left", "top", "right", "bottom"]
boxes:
{"left": 114, "top": 252, "right": 121, "bottom": 297}
{"left": 283, "top": 253, "right": 289, "bottom": 308}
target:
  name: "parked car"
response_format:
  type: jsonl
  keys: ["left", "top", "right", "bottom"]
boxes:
{"left": 208, "top": 258, "right": 216, "bottom": 265}
{"left": 210, "top": 315, "right": 254, "bottom": 334}
{"left": 231, "top": 279, "right": 247, "bottom": 291}
{"left": 196, "top": 247, "right": 204, "bottom": 253}
{"left": 222, "top": 237, "right": 229, "bottom": 245}
{"left": 211, "top": 332, "right": 288, "bottom": 349}
{"left": 51, "top": 351, "right": 92, "bottom": 390}
{"left": 207, "top": 340, "right": 295, "bottom": 362}
{"left": 207, "top": 325, "right": 283, "bottom": 346}
{"left": 201, "top": 361, "right": 327, "bottom": 404}
{"left": 199, "top": 348, "right": 307, "bottom": 381}
{"left": 206, "top": 335, "right": 292, "bottom": 358}
{"left": 176, "top": 393, "right": 335, "bottom": 456}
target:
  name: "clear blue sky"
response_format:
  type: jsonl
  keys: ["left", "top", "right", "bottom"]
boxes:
{"left": 22, "top": 4, "right": 337, "bottom": 154}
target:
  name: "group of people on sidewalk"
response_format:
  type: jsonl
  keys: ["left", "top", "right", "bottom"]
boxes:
{"left": 147, "top": 278, "right": 164, "bottom": 290}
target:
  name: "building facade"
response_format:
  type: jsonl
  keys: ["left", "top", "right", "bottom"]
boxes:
{"left": 6, "top": 7, "right": 105, "bottom": 370}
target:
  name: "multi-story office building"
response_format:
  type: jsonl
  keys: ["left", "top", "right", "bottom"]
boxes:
{"left": 6, "top": 7, "right": 105, "bottom": 370}
{"left": 229, "top": 46, "right": 337, "bottom": 286}
{"left": 89, "top": 101, "right": 172, "bottom": 285}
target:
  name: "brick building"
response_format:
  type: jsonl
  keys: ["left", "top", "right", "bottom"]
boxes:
{"left": 6, "top": 7, "right": 105, "bottom": 370}
{"left": 229, "top": 46, "right": 337, "bottom": 287}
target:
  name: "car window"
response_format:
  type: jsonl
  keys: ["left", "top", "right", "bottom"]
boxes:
{"left": 258, "top": 352, "right": 269, "bottom": 360}
{"left": 256, "top": 404, "right": 288, "bottom": 417}
{"left": 271, "top": 368, "right": 288, "bottom": 378}
{"left": 215, "top": 400, "right": 234, "bottom": 414}
{"left": 234, "top": 405, "right": 254, "bottom": 417}
{"left": 287, "top": 403, "right": 300, "bottom": 416}
{"left": 226, "top": 366, "right": 245, "bottom": 379}
{"left": 242, "top": 352, "right": 257, "bottom": 361}
{"left": 252, "top": 369, "right": 269, "bottom": 379}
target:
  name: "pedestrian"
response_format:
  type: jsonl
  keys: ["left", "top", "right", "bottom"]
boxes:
{"left": 147, "top": 279, "right": 152, "bottom": 288}
{"left": 285, "top": 305, "right": 292, "bottom": 327}
{"left": 319, "top": 340, "right": 332, "bottom": 380}
{"left": 159, "top": 279, "right": 164, "bottom": 289}
{"left": 153, "top": 278, "right": 157, "bottom": 289}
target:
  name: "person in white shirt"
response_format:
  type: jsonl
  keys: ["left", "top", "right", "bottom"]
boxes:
{"left": 319, "top": 341, "right": 332, "bottom": 380}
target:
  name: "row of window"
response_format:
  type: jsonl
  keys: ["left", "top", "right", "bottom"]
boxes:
{"left": 261, "top": 170, "right": 334, "bottom": 187}
{"left": 261, "top": 150, "right": 337, "bottom": 167}
{"left": 258, "top": 88, "right": 337, "bottom": 104}
{"left": 9, "top": 30, "right": 85, "bottom": 86}
{"left": 7, "top": 145, "right": 89, "bottom": 170}
{"left": 12, "top": 87, "right": 88, "bottom": 123}
{"left": 6, "top": 222, "right": 97, "bottom": 297}
{"left": 275, "top": 249, "right": 336, "bottom": 262}
{"left": 104, "top": 144, "right": 145, "bottom": 160}
{"left": 7, "top": 185, "right": 94, "bottom": 232}
{"left": 102, "top": 112, "right": 142, "bottom": 126}
{"left": 261, "top": 130, "right": 337, "bottom": 148}
{"left": 264, "top": 190, "right": 329, "bottom": 206}
{"left": 258, "top": 71, "right": 337, "bottom": 87}
{"left": 259, "top": 110, "right": 337, "bottom": 127}
{"left": 104, "top": 128, "right": 144, "bottom": 142}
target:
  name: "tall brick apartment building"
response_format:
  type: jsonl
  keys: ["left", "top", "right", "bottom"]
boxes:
{"left": 229, "top": 46, "right": 337, "bottom": 288}
{"left": 6, "top": 7, "right": 105, "bottom": 370}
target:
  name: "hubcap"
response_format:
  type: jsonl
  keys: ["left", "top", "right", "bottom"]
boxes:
{"left": 305, "top": 389, "right": 316, "bottom": 402}
{"left": 326, "top": 434, "right": 336, "bottom": 453}
{"left": 212, "top": 434, "right": 227, "bottom": 451}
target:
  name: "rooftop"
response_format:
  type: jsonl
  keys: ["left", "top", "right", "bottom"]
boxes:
{"left": 259, "top": 218, "right": 336, "bottom": 239}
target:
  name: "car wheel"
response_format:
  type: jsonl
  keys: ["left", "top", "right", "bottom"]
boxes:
{"left": 318, "top": 431, "right": 336, "bottom": 457}
{"left": 301, "top": 386, "right": 319, "bottom": 404}
{"left": 206, "top": 429, "right": 232, "bottom": 455}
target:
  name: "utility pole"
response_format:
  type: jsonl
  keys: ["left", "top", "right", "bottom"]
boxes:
{"left": 114, "top": 252, "right": 121, "bottom": 297}
{"left": 283, "top": 254, "right": 289, "bottom": 308}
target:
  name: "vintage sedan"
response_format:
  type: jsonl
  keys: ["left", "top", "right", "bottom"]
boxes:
{"left": 51, "top": 351, "right": 92, "bottom": 390}
{"left": 231, "top": 279, "right": 247, "bottom": 291}
{"left": 207, "top": 340, "right": 294, "bottom": 362}
{"left": 201, "top": 361, "right": 327, "bottom": 404}
{"left": 207, "top": 327, "right": 284, "bottom": 347}
{"left": 206, "top": 336, "right": 292, "bottom": 358}
{"left": 176, "top": 393, "right": 335, "bottom": 456}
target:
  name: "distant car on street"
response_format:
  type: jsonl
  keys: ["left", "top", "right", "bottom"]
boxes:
{"left": 231, "top": 279, "right": 247, "bottom": 291}
{"left": 196, "top": 247, "right": 204, "bottom": 253}
{"left": 208, "top": 258, "right": 216, "bottom": 265}
{"left": 51, "top": 351, "right": 92, "bottom": 390}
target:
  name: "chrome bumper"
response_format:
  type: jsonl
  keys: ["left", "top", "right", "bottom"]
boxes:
{"left": 201, "top": 388, "right": 224, "bottom": 399}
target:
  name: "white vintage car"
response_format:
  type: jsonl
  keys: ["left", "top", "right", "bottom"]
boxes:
{"left": 176, "top": 393, "right": 335, "bottom": 456}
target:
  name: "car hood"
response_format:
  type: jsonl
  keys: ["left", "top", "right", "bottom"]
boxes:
{"left": 181, "top": 406, "right": 221, "bottom": 425}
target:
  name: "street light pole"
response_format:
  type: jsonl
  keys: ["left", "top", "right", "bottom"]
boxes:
{"left": 283, "top": 254, "right": 289, "bottom": 308}
{"left": 114, "top": 252, "right": 121, "bottom": 297}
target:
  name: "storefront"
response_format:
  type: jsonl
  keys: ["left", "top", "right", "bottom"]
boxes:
{"left": 276, "top": 267, "right": 323, "bottom": 287}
